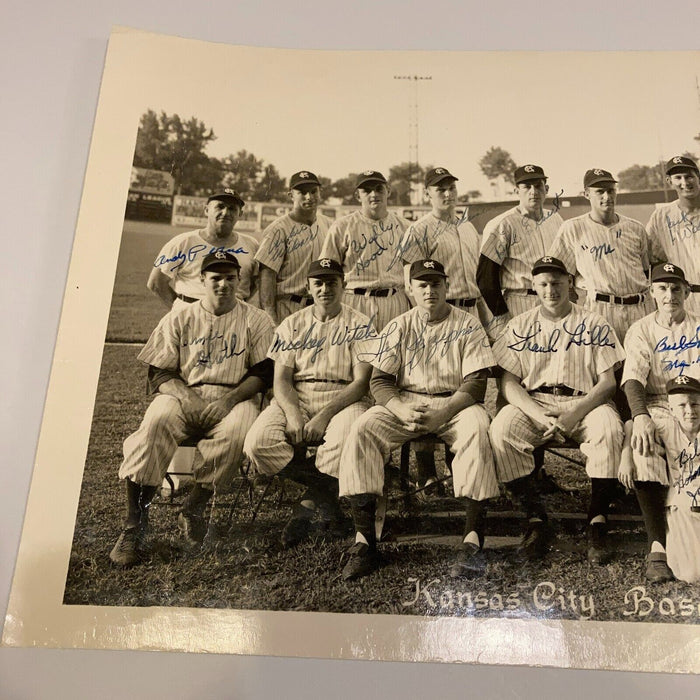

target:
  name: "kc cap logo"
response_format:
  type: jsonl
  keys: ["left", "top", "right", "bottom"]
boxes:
{"left": 524, "top": 165, "right": 535, "bottom": 172}
{"left": 541, "top": 256, "right": 553, "bottom": 263}
{"left": 434, "top": 168, "right": 446, "bottom": 175}
{"left": 664, "top": 264, "right": 676, "bottom": 273}
{"left": 673, "top": 157, "right": 684, "bottom": 164}
{"left": 299, "top": 172, "right": 310, "bottom": 178}
{"left": 676, "top": 375, "right": 690, "bottom": 385}
{"left": 594, "top": 169, "right": 605, "bottom": 176}
{"left": 423, "top": 261, "right": 435, "bottom": 269}
{"left": 320, "top": 259, "right": 332, "bottom": 268}
{"left": 363, "top": 170, "right": 375, "bottom": 176}
{"left": 215, "top": 251, "right": 227, "bottom": 259}
{"left": 224, "top": 188, "right": 235, "bottom": 194}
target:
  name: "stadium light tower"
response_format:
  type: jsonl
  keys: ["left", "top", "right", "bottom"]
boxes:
{"left": 394, "top": 74, "right": 432, "bottom": 204}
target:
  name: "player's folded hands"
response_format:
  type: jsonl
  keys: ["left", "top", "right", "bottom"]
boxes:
{"left": 200, "top": 396, "right": 235, "bottom": 429}
{"left": 303, "top": 413, "right": 330, "bottom": 445}
{"left": 631, "top": 414, "right": 656, "bottom": 457}
{"left": 285, "top": 411, "right": 306, "bottom": 445}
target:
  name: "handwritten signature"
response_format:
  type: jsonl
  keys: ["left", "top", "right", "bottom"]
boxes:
{"left": 654, "top": 327, "right": 700, "bottom": 357}
{"left": 155, "top": 243, "right": 249, "bottom": 272}
{"left": 666, "top": 211, "right": 700, "bottom": 245}
{"left": 673, "top": 438, "right": 700, "bottom": 495}
{"left": 265, "top": 223, "right": 320, "bottom": 263}
{"left": 508, "top": 318, "right": 616, "bottom": 353}
{"left": 181, "top": 325, "right": 245, "bottom": 366}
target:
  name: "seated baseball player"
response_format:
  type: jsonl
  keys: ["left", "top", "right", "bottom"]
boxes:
{"left": 662, "top": 376, "right": 700, "bottom": 584}
{"left": 489, "top": 256, "right": 625, "bottom": 564}
{"left": 109, "top": 251, "right": 275, "bottom": 566}
{"left": 618, "top": 262, "right": 700, "bottom": 582}
{"left": 244, "top": 258, "right": 375, "bottom": 547}
{"left": 338, "top": 259, "right": 500, "bottom": 581}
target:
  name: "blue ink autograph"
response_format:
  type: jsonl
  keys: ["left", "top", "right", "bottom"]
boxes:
{"left": 352, "top": 220, "right": 399, "bottom": 274}
{"left": 155, "top": 243, "right": 249, "bottom": 272}
{"left": 673, "top": 438, "right": 700, "bottom": 495}
{"left": 654, "top": 327, "right": 700, "bottom": 356}
{"left": 266, "top": 223, "right": 320, "bottom": 263}
{"left": 181, "top": 325, "right": 245, "bottom": 366}
{"left": 508, "top": 318, "right": 616, "bottom": 353}
{"left": 666, "top": 211, "right": 700, "bottom": 245}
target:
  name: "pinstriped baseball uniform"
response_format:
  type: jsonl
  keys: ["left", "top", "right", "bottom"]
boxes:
{"left": 489, "top": 303, "right": 625, "bottom": 481}
{"left": 254, "top": 212, "right": 334, "bottom": 319}
{"left": 320, "top": 210, "right": 411, "bottom": 330}
{"left": 154, "top": 229, "right": 259, "bottom": 306}
{"left": 338, "top": 306, "right": 499, "bottom": 500}
{"left": 621, "top": 311, "right": 700, "bottom": 483}
{"left": 119, "top": 300, "right": 274, "bottom": 489}
{"left": 244, "top": 303, "right": 375, "bottom": 478}
{"left": 480, "top": 206, "right": 564, "bottom": 316}
{"left": 548, "top": 213, "right": 654, "bottom": 341}
{"left": 648, "top": 202, "right": 700, "bottom": 316}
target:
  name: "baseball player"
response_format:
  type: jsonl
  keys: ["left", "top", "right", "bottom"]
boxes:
{"left": 256, "top": 171, "right": 334, "bottom": 324}
{"left": 647, "top": 156, "right": 700, "bottom": 316}
{"left": 398, "top": 166, "right": 488, "bottom": 494}
{"left": 244, "top": 258, "right": 375, "bottom": 547}
{"left": 618, "top": 262, "right": 700, "bottom": 581}
{"left": 547, "top": 168, "right": 654, "bottom": 344}
{"left": 320, "top": 170, "right": 411, "bottom": 332}
{"left": 477, "top": 164, "right": 564, "bottom": 339}
{"left": 338, "top": 259, "right": 499, "bottom": 581}
{"left": 489, "top": 256, "right": 625, "bottom": 564}
{"left": 661, "top": 375, "right": 700, "bottom": 583}
{"left": 147, "top": 189, "right": 259, "bottom": 310}
{"left": 109, "top": 251, "right": 275, "bottom": 566}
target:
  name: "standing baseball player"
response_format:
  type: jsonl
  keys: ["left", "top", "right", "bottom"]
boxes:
{"left": 477, "top": 164, "right": 564, "bottom": 339}
{"left": 147, "top": 189, "right": 259, "bottom": 310}
{"left": 110, "top": 251, "right": 274, "bottom": 566}
{"left": 547, "top": 168, "right": 654, "bottom": 344}
{"left": 489, "top": 256, "right": 625, "bottom": 564}
{"left": 647, "top": 156, "right": 700, "bottom": 316}
{"left": 338, "top": 259, "right": 499, "bottom": 581}
{"left": 320, "top": 170, "right": 411, "bottom": 332}
{"left": 244, "top": 258, "right": 375, "bottom": 546}
{"left": 398, "top": 166, "right": 487, "bottom": 494}
{"left": 660, "top": 375, "right": 700, "bottom": 584}
{"left": 618, "top": 262, "right": 700, "bottom": 581}
{"left": 256, "top": 171, "right": 334, "bottom": 324}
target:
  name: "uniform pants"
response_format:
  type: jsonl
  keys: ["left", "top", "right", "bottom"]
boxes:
{"left": 119, "top": 386, "right": 260, "bottom": 490}
{"left": 244, "top": 387, "right": 371, "bottom": 478}
{"left": 490, "top": 396, "right": 623, "bottom": 482}
{"left": 584, "top": 296, "right": 655, "bottom": 345}
{"left": 343, "top": 289, "right": 411, "bottom": 333}
{"left": 339, "top": 396, "right": 499, "bottom": 500}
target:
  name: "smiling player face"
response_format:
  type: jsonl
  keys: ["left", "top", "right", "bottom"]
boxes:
{"left": 532, "top": 271, "right": 572, "bottom": 316}
{"left": 308, "top": 274, "right": 344, "bottom": 313}
{"left": 667, "top": 170, "right": 700, "bottom": 203}
{"left": 669, "top": 392, "right": 700, "bottom": 436}
{"left": 356, "top": 182, "right": 389, "bottom": 220}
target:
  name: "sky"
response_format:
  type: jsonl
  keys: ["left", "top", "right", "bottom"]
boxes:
{"left": 129, "top": 42, "right": 700, "bottom": 200}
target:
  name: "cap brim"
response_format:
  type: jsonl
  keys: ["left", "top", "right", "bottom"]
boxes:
{"left": 666, "top": 166, "right": 699, "bottom": 175}
{"left": 202, "top": 262, "right": 240, "bottom": 272}
{"left": 532, "top": 265, "right": 568, "bottom": 276}
{"left": 427, "top": 175, "right": 458, "bottom": 186}
{"left": 308, "top": 271, "right": 343, "bottom": 278}
{"left": 411, "top": 272, "right": 448, "bottom": 280}
{"left": 208, "top": 195, "right": 245, "bottom": 207}
{"left": 515, "top": 175, "right": 547, "bottom": 184}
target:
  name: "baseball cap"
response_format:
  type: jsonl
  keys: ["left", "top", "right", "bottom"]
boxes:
{"left": 665, "top": 155, "right": 699, "bottom": 176}
{"left": 514, "top": 164, "right": 547, "bottom": 185}
{"left": 289, "top": 170, "right": 321, "bottom": 189}
{"left": 201, "top": 250, "right": 241, "bottom": 273}
{"left": 207, "top": 188, "right": 245, "bottom": 208}
{"left": 355, "top": 170, "right": 388, "bottom": 189}
{"left": 583, "top": 169, "right": 617, "bottom": 188}
{"left": 307, "top": 258, "right": 344, "bottom": 278}
{"left": 666, "top": 375, "right": 700, "bottom": 395}
{"left": 531, "top": 256, "right": 568, "bottom": 277}
{"left": 651, "top": 262, "right": 688, "bottom": 284}
{"left": 410, "top": 259, "right": 448, "bottom": 280}
{"left": 425, "top": 167, "right": 458, "bottom": 188}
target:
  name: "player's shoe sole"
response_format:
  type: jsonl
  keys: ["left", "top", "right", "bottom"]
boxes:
{"left": 449, "top": 543, "right": 486, "bottom": 579}
{"left": 645, "top": 552, "right": 674, "bottom": 583}
{"left": 109, "top": 527, "right": 140, "bottom": 566}
{"left": 342, "top": 542, "right": 379, "bottom": 581}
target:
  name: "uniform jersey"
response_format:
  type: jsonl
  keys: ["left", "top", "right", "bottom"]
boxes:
{"left": 621, "top": 311, "right": 700, "bottom": 395}
{"left": 647, "top": 202, "right": 700, "bottom": 284}
{"left": 493, "top": 303, "right": 625, "bottom": 393}
{"left": 320, "top": 210, "right": 409, "bottom": 289}
{"left": 480, "top": 206, "right": 563, "bottom": 292}
{"left": 267, "top": 303, "right": 376, "bottom": 382}
{"left": 153, "top": 229, "right": 259, "bottom": 301}
{"left": 399, "top": 212, "right": 481, "bottom": 300}
{"left": 138, "top": 300, "right": 274, "bottom": 387}
{"left": 254, "top": 212, "right": 334, "bottom": 297}
{"left": 361, "top": 306, "right": 494, "bottom": 394}
{"left": 548, "top": 213, "right": 650, "bottom": 295}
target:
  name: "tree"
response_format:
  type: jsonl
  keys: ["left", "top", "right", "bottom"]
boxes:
{"left": 478, "top": 147, "right": 517, "bottom": 186}
{"left": 330, "top": 174, "right": 360, "bottom": 205}
{"left": 458, "top": 190, "right": 482, "bottom": 204}
{"left": 388, "top": 162, "right": 426, "bottom": 206}
{"left": 218, "top": 151, "right": 287, "bottom": 202}
{"left": 617, "top": 164, "right": 664, "bottom": 191}
{"left": 317, "top": 175, "right": 333, "bottom": 203}
{"left": 133, "top": 110, "right": 218, "bottom": 195}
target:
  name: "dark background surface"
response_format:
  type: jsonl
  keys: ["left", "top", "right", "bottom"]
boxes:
{"left": 3, "top": 1, "right": 700, "bottom": 697}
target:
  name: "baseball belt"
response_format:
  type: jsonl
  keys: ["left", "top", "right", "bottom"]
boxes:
{"left": 532, "top": 384, "right": 585, "bottom": 397}
{"left": 295, "top": 378, "right": 351, "bottom": 385}
{"left": 506, "top": 289, "right": 538, "bottom": 296}
{"left": 176, "top": 292, "right": 199, "bottom": 303}
{"left": 285, "top": 294, "right": 314, "bottom": 305}
{"left": 403, "top": 389, "right": 453, "bottom": 398}
{"left": 594, "top": 292, "right": 645, "bottom": 305}
{"left": 349, "top": 287, "right": 397, "bottom": 297}
{"left": 447, "top": 297, "right": 477, "bottom": 308}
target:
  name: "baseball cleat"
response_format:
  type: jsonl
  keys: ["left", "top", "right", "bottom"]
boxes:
{"left": 449, "top": 542, "right": 486, "bottom": 579}
{"left": 587, "top": 523, "right": 611, "bottom": 565}
{"left": 341, "top": 542, "right": 379, "bottom": 581}
{"left": 109, "top": 527, "right": 140, "bottom": 566}
{"left": 177, "top": 511, "right": 206, "bottom": 547}
{"left": 519, "top": 521, "right": 551, "bottom": 561}
{"left": 645, "top": 552, "right": 674, "bottom": 583}
{"left": 280, "top": 514, "right": 313, "bottom": 549}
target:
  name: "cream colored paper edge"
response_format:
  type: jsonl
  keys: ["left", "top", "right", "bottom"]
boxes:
{"left": 3, "top": 26, "right": 700, "bottom": 673}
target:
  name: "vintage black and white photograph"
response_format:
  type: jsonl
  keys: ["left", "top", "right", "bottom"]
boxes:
{"left": 3, "top": 28, "right": 700, "bottom": 671}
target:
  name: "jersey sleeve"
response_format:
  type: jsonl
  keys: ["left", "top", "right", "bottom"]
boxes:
{"left": 621, "top": 320, "right": 651, "bottom": 386}
{"left": 137, "top": 311, "right": 181, "bottom": 371}
{"left": 461, "top": 323, "right": 496, "bottom": 378}
{"left": 480, "top": 217, "right": 510, "bottom": 264}
{"left": 247, "top": 308, "right": 275, "bottom": 367}
{"left": 548, "top": 223, "right": 577, "bottom": 275}
{"left": 588, "top": 313, "right": 626, "bottom": 375}
{"left": 491, "top": 320, "right": 525, "bottom": 379}
{"left": 646, "top": 209, "right": 666, "bottom": 265}
{"left": 320, "top": 219, "right": 347, "bottom": 262}
{"left": 267, "top": 315, "right": 297, "bottom": 368}
{"left": 254, "top": 221, "right": 285, "bottom": 273}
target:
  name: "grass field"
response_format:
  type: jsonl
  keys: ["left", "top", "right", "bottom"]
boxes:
{"left": 62, "top": 208, "right": 700, "bottom": 623}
